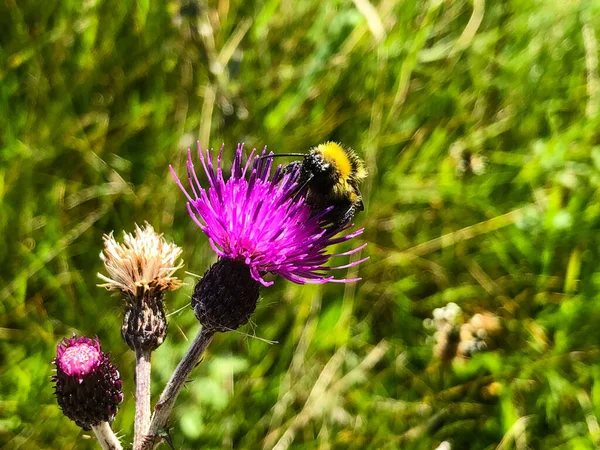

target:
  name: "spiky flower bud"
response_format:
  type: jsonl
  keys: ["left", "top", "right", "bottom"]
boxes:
{"left": 98, "top": 223, "right": 183, "bottom": 352}
{"left": 53, "top": 335, "right": 123, "bottom": 430}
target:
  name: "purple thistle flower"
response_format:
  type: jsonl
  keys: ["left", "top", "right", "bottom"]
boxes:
{"left": 170, "top": 143, "right": 368, "bottom": 287}
{"left": 53, "top": 335, "right": 123, "bottom": 430}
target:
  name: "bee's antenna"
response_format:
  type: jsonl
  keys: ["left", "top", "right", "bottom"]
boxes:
{"left": 258, "top": 153, "right": 305, "bottom": 160}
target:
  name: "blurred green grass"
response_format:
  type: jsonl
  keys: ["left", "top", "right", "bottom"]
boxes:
{"left": 3, "top": 0, "right": 600, "bottom": 448}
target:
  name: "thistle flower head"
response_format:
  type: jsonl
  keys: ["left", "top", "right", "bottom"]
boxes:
{"left": 170, "top": 143, "right": 368, "bottom": 332}
{"left": 98, "top": 223, "right": 183, "bottom": 351}
{"left": 170, "top": 143, "right": 367, "bottom": 288}
{"left": 53, "top": 335, "right": 123, "bottom": 430}
{"left": 98, "top": 223, "right": 183, "bottom": 295}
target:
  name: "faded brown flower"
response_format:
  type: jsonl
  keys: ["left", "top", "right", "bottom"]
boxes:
{"left": 98, "top": 223, "right": 183, "bottom": 295}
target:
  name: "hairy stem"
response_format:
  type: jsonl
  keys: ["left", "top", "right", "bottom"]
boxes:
{"left": 140, "top": 327, "right": 215, "bottom": 450}
{"left": 134, "top": 349, "right": 152, "bottom": 450}
{"left": 91, "top": 421, "right": 123, "bottom": 450}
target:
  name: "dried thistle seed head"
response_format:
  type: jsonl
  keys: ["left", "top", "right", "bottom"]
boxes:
{"left": 53, "top": 335, "right": 123, "bottom": 430}
{"left": 469, "top": 312, "right": 501, "bottom": 333}
{"left": 98, "top": 223, "right": 183, "bottom": 351}
{"left": 433, "top": 322, "right": 461, "bottom": 364}
{"left": 98, "top": 223, "right": 183, "bottom": 295}
{"left": 427, "top": 303, "right": 463, "bottom": 364}
{"left": 457, "top": 312, "right": 502, "bottom": 360}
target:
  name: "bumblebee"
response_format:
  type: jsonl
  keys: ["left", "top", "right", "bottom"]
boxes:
{"left": 268, "top": 142, "right": 367, "bottom": 227}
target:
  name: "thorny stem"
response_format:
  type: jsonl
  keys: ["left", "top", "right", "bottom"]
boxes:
{"left": 140, "top": 327, "right": 215, "bottom": 450}
{"left": 134, "top": 349, "right": 152, "bottom": 450}
{"left": 91, "top": 421, "right": 123, "bottom": 450}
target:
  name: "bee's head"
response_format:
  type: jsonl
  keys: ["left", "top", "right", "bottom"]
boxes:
{"left": 305, "top": 142, "right": 351, "bottom": 184}
{"left": 304, "top": 149, "right": 333, "bottom": 179}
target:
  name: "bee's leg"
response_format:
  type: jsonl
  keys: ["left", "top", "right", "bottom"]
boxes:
{"left": 274, "top": 161, "right": 303, "bottom": 183}
{"left": 322, "top": 204, "right": 357, "bottom": 227}
{"left": 352, "top": 186, "right": 365, "bottom": 211}
{"left": 338, "top": 204, "right": 358, "bottom": 226}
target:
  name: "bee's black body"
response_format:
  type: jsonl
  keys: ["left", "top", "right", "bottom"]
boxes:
{"left": 275, "top": 142, "right": 367, "bottom": 227}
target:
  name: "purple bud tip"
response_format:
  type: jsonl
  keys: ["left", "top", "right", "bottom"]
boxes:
{"left": 56, "top": 337, "right": 102, "bottom": 377}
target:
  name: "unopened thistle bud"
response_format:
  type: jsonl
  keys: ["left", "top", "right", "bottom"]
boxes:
{"left": 171, "top": 144, "right": 368, "bottom": 332}
{"left": 53, "top": 335, "right": 123, "bottom": 430}
{"left": 98, "top": 223, "right": 183, "bottom": 351}
{"left": 193, "top": 258, "right": 261, "bottom": 332}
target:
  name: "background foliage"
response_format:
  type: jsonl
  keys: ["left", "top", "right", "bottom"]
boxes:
{"left": 2, "top": 0, "right": 600, "bottom": 448}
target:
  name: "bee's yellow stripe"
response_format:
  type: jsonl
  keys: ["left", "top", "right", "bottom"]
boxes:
{"left": 319, "top": 142, "right": 351, "bottom": 181}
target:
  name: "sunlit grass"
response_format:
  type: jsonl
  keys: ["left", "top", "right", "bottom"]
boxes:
{"left": 2, "top": 0, "right": 600, "bottom": 448}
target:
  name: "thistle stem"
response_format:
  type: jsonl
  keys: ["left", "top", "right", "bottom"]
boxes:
{"left": 134, "top": 349, "right": 152, "bottom": 450}
{"left": 140, "top": 327, "right": 215, "bottom": 450}
{"left": 91, "top": 421, "right": 123, "bottom": 450}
